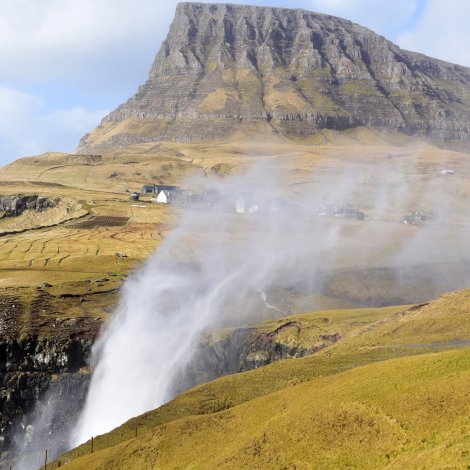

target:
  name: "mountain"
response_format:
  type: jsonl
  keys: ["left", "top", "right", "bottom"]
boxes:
{"left": 77, "top": 2, "right": 470, "bottom": 153}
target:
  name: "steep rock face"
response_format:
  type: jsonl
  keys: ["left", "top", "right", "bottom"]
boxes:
{"left": 0, "top": 195, "right": 59, "bottom": 218}
{"left": 171, "top": 321, "right": 343, "bottom": 397}
{"left": 78, "top": 2, "right": 470, "bottom": 151}
{"left": 0, "top": 293, "right": 101, "bottom": 454}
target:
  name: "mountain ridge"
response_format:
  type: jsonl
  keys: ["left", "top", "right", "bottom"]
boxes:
{"left": 77, "top": 2, "right": 470, "bottom": 151}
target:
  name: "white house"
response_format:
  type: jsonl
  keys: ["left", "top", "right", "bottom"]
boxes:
{"left": 440, "top": 169, "right": 455, "bottom": 175}
{"left": 156, "top": 189, "right": 180, "bottom": 204}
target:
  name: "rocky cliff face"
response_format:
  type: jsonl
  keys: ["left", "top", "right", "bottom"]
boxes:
{"left": 0, "top": 195, "right": 58, "bottom": 218}
{"left": 0, "top": 291, "right": 101, "bottom": 456}
{"left": 176, "top": 322, "right": 342, "bottom": 396}
{"left": 78, "top": 2, "right": 470, "bottom": 152}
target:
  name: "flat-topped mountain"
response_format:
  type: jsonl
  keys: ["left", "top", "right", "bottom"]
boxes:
{"left": 78, "top": 2, "right": 470, "bottom": 151}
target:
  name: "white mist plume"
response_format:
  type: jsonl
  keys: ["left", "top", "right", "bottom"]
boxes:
{"left": 72, "top": 165, "right": 340, "bottom": 442}
{"left": 68, "top": 152, "right": 469, "bottom": 445}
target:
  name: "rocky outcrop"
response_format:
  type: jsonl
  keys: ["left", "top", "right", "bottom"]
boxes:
{"left": 0, "top": 195, "right": 59, "bottom": 218}
{"left": 78, "top": 2, "right": 470, "bottom": 152}
{"left": 0, "top": 292, "right": 101, "bottom": 456}
{"left": 173, "top": 321, "right": 342, "bottom": 396}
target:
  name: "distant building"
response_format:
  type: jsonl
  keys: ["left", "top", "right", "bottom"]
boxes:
{"left": 179, "top": 190, "right": 203, "bottom": 205}
{"left": 403, "top": 211, "right": 429, "bottom": 226}
{"left": 140, "top": 184, "right": 182, "bottom": 195}
{"left": 202, "top": 189, "right": 220, "bottom": 205}
{"left": 440, "top": 169, "right": 455, "bottom": 176}
{"left": 141, "top": 185, "right": 155, "bottom": 194}
{"left": 156, "top": 188, "right": 182, "bottom": 204}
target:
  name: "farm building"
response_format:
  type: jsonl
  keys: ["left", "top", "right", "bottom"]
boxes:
{"left": 235, "top": 193, "right": 259, "bottom": 214}
{"left": 156, "top": 188, "right": 182, "bottom": 204}
{"left": 141, "top": 185, "right": 155, "bottom": 194}
{"left": 440, "top": 169, "right": 455, "bottom": 176}
{"left": 140, "top": 184, "right": 182, "bottom": 195}
{"left": 202, "top": 189, "right": 220, "bottom": 205}
{"left": 140, "top": 185, "right": 219, "bottom": 206}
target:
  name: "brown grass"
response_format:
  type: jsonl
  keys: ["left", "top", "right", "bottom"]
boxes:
{"left": 52, "top": 290, "right": 470, "bottom": 469}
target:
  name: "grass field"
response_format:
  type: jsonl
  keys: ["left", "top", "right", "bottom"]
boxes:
{"left": 50, "top": 289, "right": 470, "bottom": 469}
{"left": 1, "top": 133, "right": 469, "bottom": 300}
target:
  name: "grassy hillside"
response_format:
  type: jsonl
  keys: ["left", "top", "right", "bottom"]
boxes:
{"left": 52, "top": 289, "right": 470, "bottom": 469}
{"left": 1, "top": 136, "right": 469, "bottom": 300}
{"left": 57, "top": 350, "right": 470, "bottom": 469}
{"left": 1, "top": 136, "right": 468, "bottom": 468}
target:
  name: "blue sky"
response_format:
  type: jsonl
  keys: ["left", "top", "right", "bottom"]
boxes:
{"left": 0, "top": 0, "right": 468, "bottom": 166}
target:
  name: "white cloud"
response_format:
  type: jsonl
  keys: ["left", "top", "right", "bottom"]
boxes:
{"left": 0, "top": 87, "right": 43, "bottom": 126}
{"left": 0, "top": 85, "right": 106, "bottom": 165}
{"left": 397, "top": 0, "right": 470, "bottom": 67}
{"left": 0, "top": 0, "right": 180, "bottom": 87}
{"left": 0, "top": 0, "right": 177, "bottom": 164}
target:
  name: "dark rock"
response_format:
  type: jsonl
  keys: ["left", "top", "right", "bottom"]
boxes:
{"left": 0, "top": 195, "right": 58, "bottom": 218}
{"left": 0, "top": 294, "right": 101, "bottom": 454}
{"left": 172, "top": 321, "right": 342, "bottom": 396}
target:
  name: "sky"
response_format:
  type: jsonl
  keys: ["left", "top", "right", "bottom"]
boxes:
{"left": 0, "top": 0, "right": 469, "bottom": 166}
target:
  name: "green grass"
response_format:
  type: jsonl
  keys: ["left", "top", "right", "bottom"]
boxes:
{"left": 340, "top": 81, "right": 381, "bottom": 96}
{"left": 56, "top": 348, "right": 470, "bottom": 469}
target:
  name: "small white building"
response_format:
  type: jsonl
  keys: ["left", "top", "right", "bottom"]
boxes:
{"left": 440, "top": 169, "right": 455, "bottom": 176}
{"left": 156, "top": 189, "right": 180, "bottom": 204}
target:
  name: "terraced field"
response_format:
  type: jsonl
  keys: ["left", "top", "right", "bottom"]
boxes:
{"left": 0, "top": 207, "right": 168, "bottom": 290}
{"left": 0, "top": 134, "right": 469, "bottom": 303}
{"left": 71, "top": 216, "right": 130, "bottom": 229}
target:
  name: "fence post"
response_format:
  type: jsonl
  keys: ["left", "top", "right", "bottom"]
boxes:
{"left": 44, "top": 449, "right": 48, "bottom": 470}
{"left": 91, "top": 436, "right": 94, "bottom": 453}
{"left": 135, "top": 427, "right": 138, "bottom": 438}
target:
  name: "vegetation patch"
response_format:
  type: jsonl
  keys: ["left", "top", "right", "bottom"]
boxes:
{"left": 71, "top": 216, "right": 129, "bottom": 229}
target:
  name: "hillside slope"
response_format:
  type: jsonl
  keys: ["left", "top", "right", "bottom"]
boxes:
{"left": 58, "top": 350, "right": 470, "bottom": 469}
{"left": 1, "top": 139, "right": 469, "bottom": 458}
{"left": 78, "top": 2, "right": 470, "bottom": 152}
{"left": 52, "top": 289, "right": 470, "bottom": 469}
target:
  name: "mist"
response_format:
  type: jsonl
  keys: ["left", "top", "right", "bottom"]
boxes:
{"left": 72, "top": 165, "right": 336, "bottom": 442}
{"left": 71, "top": 152, "right": 469, "bottom": 445}
{"left": 8, "top": 147, "right": 469, "bottom": 467}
